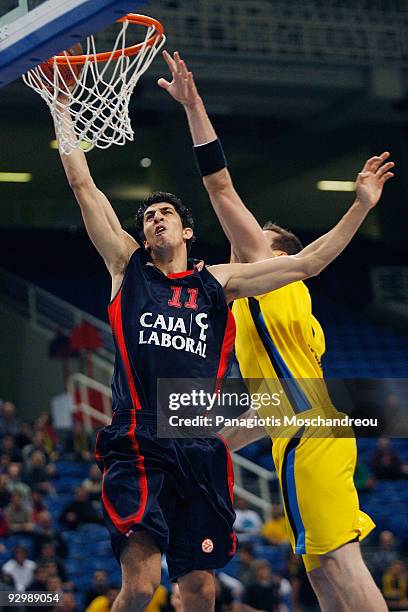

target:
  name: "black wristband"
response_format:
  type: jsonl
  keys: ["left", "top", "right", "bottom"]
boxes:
{"left": 193, "top": 138, "right": 227, "bottom": 177}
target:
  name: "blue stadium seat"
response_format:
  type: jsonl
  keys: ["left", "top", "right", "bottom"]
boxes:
{"left": 53, "top": 476, "right": 84, "bottom": 494}
{"left": 4, "top": 535, "right": 34, "bottom": 555}
{"left": 254, "top": 544, "right": 287, "bottom": 573}
{"left": 76, "top": 523, "right": 108, "bottom": 540}
{"left": 0, "top": 550, "right": 10, "bottom": 564}
{"left": 258, "top": 454, "right": 274, "bottom": 471}
{"left": 221, "top": 555, "right": 239, "bottom": 578}
{"left": 54, "top": 461, "right": 90, "bottom": 478}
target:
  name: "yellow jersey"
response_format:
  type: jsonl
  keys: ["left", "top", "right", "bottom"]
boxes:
{"left": 233, "top": 280, "right": 324, "bottom": 378}
{"left": 232, "top": 281, "right": 375, "bottom": 562}
{"left": 232, "top": 281, "right": 336, "bottom": 441}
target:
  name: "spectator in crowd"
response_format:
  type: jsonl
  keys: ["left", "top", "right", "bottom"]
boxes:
{"left": 243, "top": 559, "right": 290, "bottom": 612}
{"left": 15, "top": 422, "right": 33, "bottom": 451}
{"left": 84, "top": 570, "right": 109, "bottom": 609}
{"left": 58, "top": 591, "right": 79, "bottom": 612}
{"left": 66, "top": 421, "right": 92, "bottom": 462}
{"left": 47, "top": 578, "right": 77, "bottom": 612}
{"left": 32, "top": 510, "right": 68, "bottom": 559}
{"left": 370, "top": 530, "right": 399, "bottom": 585}
{"left": 4, "top": 491, "right": 33, "bottom": 534}
{"left": 51, "top": 590, "right": 78, "bottom": 612}
{"left": 59, "top": 486, "right": 102, "bottom": 530}
{"left": 0, "top": 401, "right": 21, "bottom": 438}
{"left": 7, "top": 463, "right": 32, "bottom": 503}
{"left": 86, "top": 586, "right": 120, "bottom": 612}
{"left": 0, "top": 453, "right": 11, "bottom": 475}
{"left": 23, "top": 431, "right": 52, "bottom": 464}
{"left": 82, "top": 464, "right": 102, "bottom": 503}
{"left": 354, "top": 459, "right": 376, "bottom": 493}
{"left": 236, "top": 543, "right": 257, "bottom": 587}
{"left": 0, "top": 435, "right": 23, "bottom": 463}
{"left": 23, "top": 450, "right": 56, "bottom": 496}
{"left": 0, "top": 474, "right": 11, "bottom": 508}
{"left": 26, "top": 564, "right": 49, "bottom": 591}
{"left": 234, "top": 497, "right": 263, "bottom": 542}
{"left": 46, "top": 575, "right": 63, "bottom": 595}
{"left": 42, "top": 561, "right": 63, "bottom": 583}
{"left": 288, "top": 552, "right": 319, "bottom": 612}
{"left": 25, "top": 562, "right": 54, "bottom": 612}
{"left": 261, "top": 505, "right": 289, "bottom": 546}
{"left": 370, "top": 437, "right": 408, "bottom": 480}
{"left": 31, "top": 491, "right": 48, "bottom": 524}
{"left": 34, "top": 412, "right": 59, "bottom": 460}
{"left": 41, "top": 560, "right": 74, "bottom": 592}
{"left": 382, "top": 559, "right": 408, "bottom": 610}
{"left": 2, "top": 545, "right": 36, "bottom": 592}
{"left": 36, "top": 543, "right": 68, "bottom": 583}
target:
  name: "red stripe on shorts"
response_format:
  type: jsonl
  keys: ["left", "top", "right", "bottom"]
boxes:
{"left": 101, "top": 410, "right": 148, "bottom": 533}
{"left": 218, "top": 433, "right": 235, "bottom": 505}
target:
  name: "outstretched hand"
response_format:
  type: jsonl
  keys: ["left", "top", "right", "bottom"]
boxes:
{"left": 158, "top": 50, "right": 200, "bottom": 109}
{"left": 356, "top": 152, "right": 395, "bottom": 210}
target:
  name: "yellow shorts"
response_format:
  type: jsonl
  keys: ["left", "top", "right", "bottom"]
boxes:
{"left": 272, "top": 436, "right": 375, "bottom": 572}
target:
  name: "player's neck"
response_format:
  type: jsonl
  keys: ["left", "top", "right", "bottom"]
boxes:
{"left": 150, "top": 247, "right": 188, "bottom": 276}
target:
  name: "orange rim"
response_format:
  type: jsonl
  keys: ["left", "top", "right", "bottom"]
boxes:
{"left": 50, "top": 14, "right": 164, "bottom": 65}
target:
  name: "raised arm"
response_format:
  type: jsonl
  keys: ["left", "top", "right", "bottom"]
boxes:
{"left": 158, "top": 50, "right": 270, "bottom": 263}
{"left": 209, "top": 154, "right": 394, "bottom": 303}
{"left": 56, "top": 106, "right": 138, "bottom": 290}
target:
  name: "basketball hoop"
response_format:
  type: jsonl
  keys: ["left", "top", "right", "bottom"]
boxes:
{"left": 23, "top": 15, "right": 165, "bottom": 155}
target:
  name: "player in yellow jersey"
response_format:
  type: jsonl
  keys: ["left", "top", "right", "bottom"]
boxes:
{"left": 160, "top": 51, "right": 392, "bottom": 611}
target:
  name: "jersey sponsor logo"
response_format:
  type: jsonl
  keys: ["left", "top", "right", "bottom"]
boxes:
{"left": 139, "top": 311, "right": 208, "bottom": 358}
{"left": 201, "top": 538, "right": 214, "bottom": 553}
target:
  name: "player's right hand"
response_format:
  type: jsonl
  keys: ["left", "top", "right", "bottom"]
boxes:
{"left": 158, "top": 50, "right": 200, "bottom": 109}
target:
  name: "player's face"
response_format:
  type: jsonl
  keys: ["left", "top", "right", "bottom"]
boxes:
{"left": 143, "top": 202, "right": 192, "bottom": 253}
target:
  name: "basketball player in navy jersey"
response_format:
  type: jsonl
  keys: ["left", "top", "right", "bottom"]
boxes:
{"left": 55, "top": 91, "right": 393, "bottom": 611}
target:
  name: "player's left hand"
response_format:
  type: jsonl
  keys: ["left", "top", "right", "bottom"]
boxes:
{"left": 158, "top": 50, "right": 200, "bottom": 109}
{"left": 355, "top": 152, "right": 395, "bottom": 210}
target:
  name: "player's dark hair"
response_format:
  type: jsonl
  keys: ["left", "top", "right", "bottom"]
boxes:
{"left": 135, "top": 191, "right": 196, "bottom": 255}
{"left": 262, "top": 221, "right": 303, "bottom": 255}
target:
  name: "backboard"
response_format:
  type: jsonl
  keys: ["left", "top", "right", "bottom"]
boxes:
{"left": 0, "top": 0, "right": 149, "bottom": 87}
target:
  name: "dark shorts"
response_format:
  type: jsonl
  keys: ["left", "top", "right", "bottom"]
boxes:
{"left": 94, "top": 409, "right": 236, "bottom": 580}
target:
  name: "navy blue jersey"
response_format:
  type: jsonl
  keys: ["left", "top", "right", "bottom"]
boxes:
{"left": 108, "top": 248, "right": 236, "bottom": 416}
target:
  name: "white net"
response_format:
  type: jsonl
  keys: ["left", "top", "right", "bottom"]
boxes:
{"left": 22, "top": 18, "right": 165, "bottom": 155}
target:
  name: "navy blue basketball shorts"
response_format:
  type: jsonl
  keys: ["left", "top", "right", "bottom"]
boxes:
{"left": 94, "top": 409, "right": 237, "bottom": 580}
